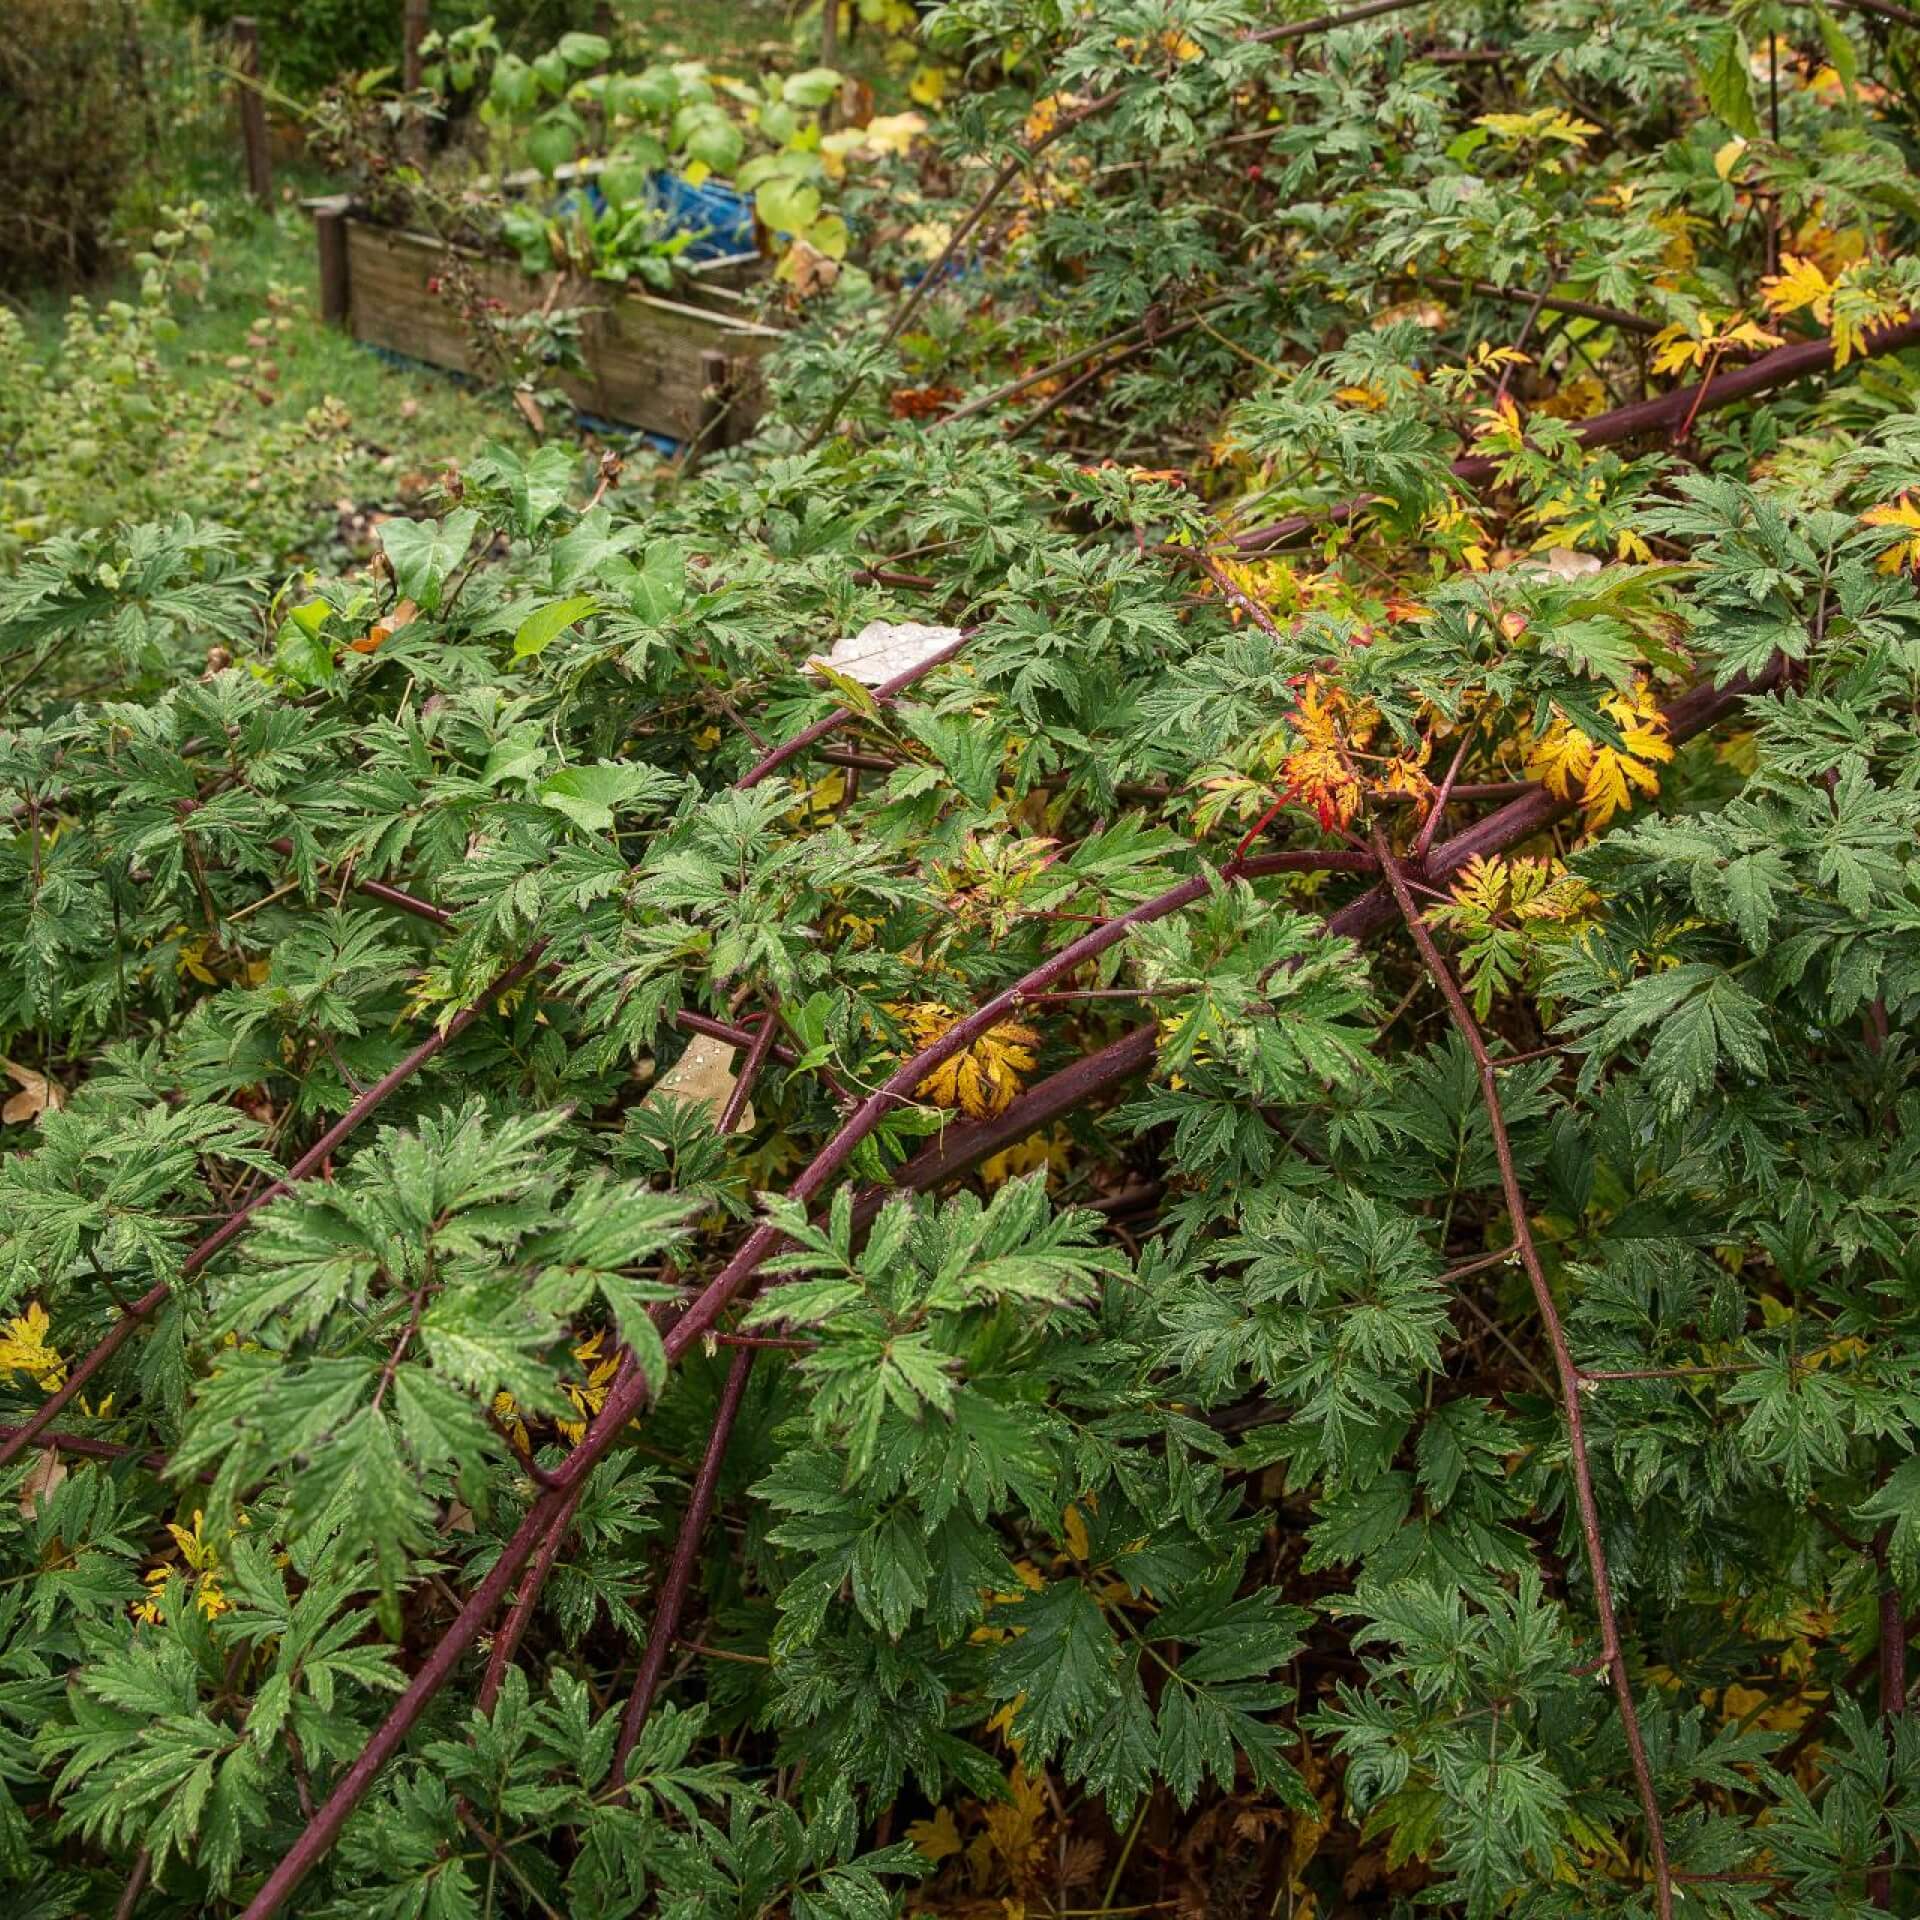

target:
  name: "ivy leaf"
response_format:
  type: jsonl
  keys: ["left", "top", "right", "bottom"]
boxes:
{"left": 378, "top": 509, "right": 481, "bottom": 612}
{"left": 628, "top": 541, "right": 688, "bottom": 625}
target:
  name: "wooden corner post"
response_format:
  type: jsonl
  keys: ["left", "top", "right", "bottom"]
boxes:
{"left": 312, "top": 198, "right": 353, "bottom": 328}
{"left": 233, "top": 18, "right": 272, "bottom": 206}
{"left": 402, "top": 0, "right": 430, "bottom": 93}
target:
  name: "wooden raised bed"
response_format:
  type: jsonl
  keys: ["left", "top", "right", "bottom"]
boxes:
{"left": 310, "top": 197, "right": 782, "bottom": 446}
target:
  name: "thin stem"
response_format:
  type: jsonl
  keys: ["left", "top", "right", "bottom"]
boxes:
{"left": 1197, "top": 551, "right": 1286, "bottom": 640}
{"left": 0, "top": 1426, "right": 171, "bottom": 1473}
{"left": 1416, "top": 727, "right": 1477, "bottom": 865}
{"left": 1436, "top": 1244, "right": 1518, "bottom": 1287}
{"left": 304, "top": 852, "right": 799, "bottom": 1069}
{"left": 0, "top": 629, "right": 80, "bottom": 710}
{"left": 1247, "top": 0, "right": 1441, "bottom": 43}
{"left": 1578, "top": 1362, "right": 1758, "bottom": 1383}
{"left": 1009, "top": 310, "right": 1215, "bottom": 437}
{"left": 1370, "top": 824, "right": 1673, "bottom": 1920}
{"left": 477, "top": 1466, "right": 592, "bottom": 1715}
{"left": 613, "top": 1347, "right": 755, "bottom": 1780}
{"left": 672, "top": 1636, "right": 769, "bottom": 1664}
{"left": 1101, "top": 1796, "right": 1151, "bottom": 1911}
{"left": 455, "top": 1807, "right": 562, "bottom": 1920}
{"left": 1410, "top": 274, "right": 1659, "bottom": 337}
{"left": 113, "top": 1849, "right": 151, "bottom": 1920}
{"left": 943, "top": 292, "right": 1240, "bottom": 423}
{"left": 717, "top": 1008, "right": 779, "bottom": 1135}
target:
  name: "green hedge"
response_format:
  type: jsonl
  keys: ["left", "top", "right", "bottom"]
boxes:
{"left": 170, "top": 0, "right": 607, "bottom": 98}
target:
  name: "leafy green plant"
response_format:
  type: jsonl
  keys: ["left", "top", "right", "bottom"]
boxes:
{"left": 0, "top": 207, "right": 351, "bottom": 569}
{"left": 11, "top": 3, "right": 1920, "bottom": 1918}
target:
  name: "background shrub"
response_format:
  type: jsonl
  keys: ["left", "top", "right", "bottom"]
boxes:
{"left": 0, "top": 0, "right": 162, "bottom": 286}
{"left": 170, "top": 0, "right": 608, "bottom": 98}
{"left": 0, "top": 208, "right": 352, "bottom": 568}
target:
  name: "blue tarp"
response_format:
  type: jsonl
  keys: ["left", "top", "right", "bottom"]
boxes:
{"left": 567, "top": 169, "right": 756, "bottom": 261}
{"left": 647, "top": 172, "right": 755, "bottom": 260}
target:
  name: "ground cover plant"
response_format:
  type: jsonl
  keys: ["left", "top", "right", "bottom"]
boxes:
{"left": 9, "top": 2, "right": 1920, "bottom": 1915}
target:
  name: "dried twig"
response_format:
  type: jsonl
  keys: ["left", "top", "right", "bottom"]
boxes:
{"left": 1370, "top": 822, "right": 1673, "bottom": 1920}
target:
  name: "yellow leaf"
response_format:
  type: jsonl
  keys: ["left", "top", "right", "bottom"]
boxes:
{"left": 859, "top": 110, "right": 927, "bottom": 157}
{"left": 0, "top": 1302, "right": 66, "bottom": 1391}
{"left": 1761, "top": 254, "right": 1834, "bottom": 323}
{"left": 1524, "top": 720, "right": 1594, "bottom": 804}
{"left": 1062, "top": 1501, "right": 1090, "bottom": 1560}
{"left": 898, "top": 1004, "right": 1040, "bottom": 1120}
{"left": 909, "top": 1806, "right": 963, "bottom": 1863}
{"left": 1862, "top": 495, "right": 1920, "bottom": 573}
{"left": 1476, "top": 108, "right": 1597, "bottom": 147}
{"left": 1526, "top": 684, "right": 1673, "bottom": 830}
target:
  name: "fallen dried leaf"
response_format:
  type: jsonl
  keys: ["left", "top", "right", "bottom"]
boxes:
{"left": 646, "top": 1038, "right": 753, "bottom": 1132}
{"left": 19, "top": 1448, "right": 65, "bottom": 1517}
{"left": 2, "top": 1059, "right": 66, "bottom": 1127}
{"left": 350, "top": 597, "right": 421, "bottom": 655}
{"left": 814, "top": 620, "right": 965, "bottom": 688}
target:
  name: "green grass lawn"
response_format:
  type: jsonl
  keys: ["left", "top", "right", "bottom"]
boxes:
{"left": 19, "top": 168, "right": 516, "bottom": 515}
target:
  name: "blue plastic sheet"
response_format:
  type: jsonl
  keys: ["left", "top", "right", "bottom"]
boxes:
{"left": 647, "top": 171, "right": 755, "bottom": 260}
{"left": 565, "top": 169, "right": 756, "bottom": 260}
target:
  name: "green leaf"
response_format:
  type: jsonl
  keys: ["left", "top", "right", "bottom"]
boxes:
{"left": 471, "top": 441, "right": 578, "bottom": 536}
{"left": 782, "top": 67, "right": 841, "bottom": 110}
{"left": 601, "top": 150, "right": 663, "bottom": 209}
{"left": 804, "top": 213, "right": 850, "bottom": 261}
{"left": 1701, "top": 26, "right": 1759, "bottom": 138}
{"left": 537, "top": 761, "right": 651, "bottom": 833}
{"left": 756, "top": 177, "right": 822, "bottom": 235}
{"left": 514, "top": 592, "right": 598, "bottom": 659}
{"left": 557, "top": 30, "right": 610, "bottom": 68}
{"left": 378, "top": 508, "right": 480, "bottom": 612}
{"left": 274, "top": 610, "right": 335, "bottom": 688}
{"left": 994, "top": 1581, "right": 1120, "bottom": 1759}
{"left": 677, "top": 108, "right": 743, "bottom": 176}
{"left": 628, "top": 540, "right": 687, "bottom": 624}
{"left": 527, "top": 111, "right": 579, "bottom": 177}
{"left": 1813, "top": 5, "right": 1858, "bottom": 106}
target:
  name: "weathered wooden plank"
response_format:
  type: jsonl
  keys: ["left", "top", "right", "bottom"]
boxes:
{"left": 336, "top": 219, "right": 780, "bottom": 441}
